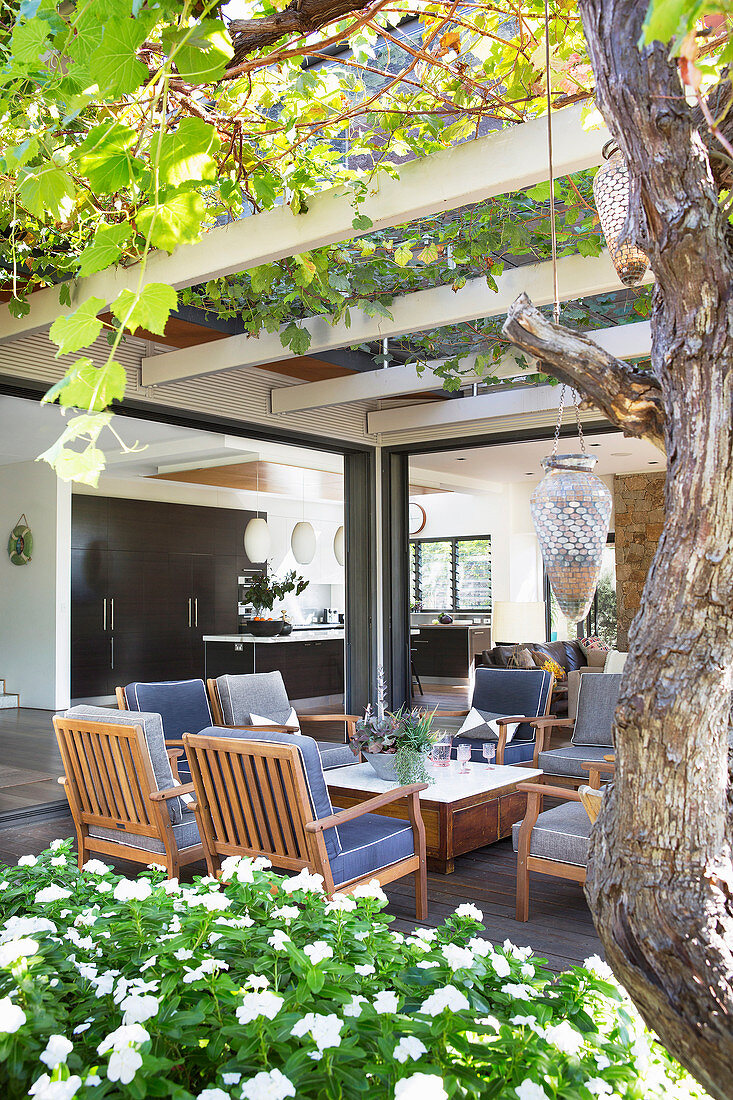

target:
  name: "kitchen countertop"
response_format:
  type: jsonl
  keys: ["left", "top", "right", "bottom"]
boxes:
{"left": 204, "top": 629, "right": 345, "bottom": 644}
{"left": 411, "top": 622, "right": 491, "bottom": 629}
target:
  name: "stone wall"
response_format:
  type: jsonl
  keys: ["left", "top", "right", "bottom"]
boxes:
{"left": 614, "top": 473, "right": 665, "bottom": 648}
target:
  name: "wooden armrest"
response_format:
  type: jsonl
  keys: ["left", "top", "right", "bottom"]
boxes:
{"left": 305, "top": 783, "right": 428, "bottom": 832}
{"left": 434, "top": 709, "right": 469, "bottom": 718}
{"left": 529, "top": 716, "right": 570, "bottom": 729}
{"left": 515, "top": 781, "right": 582, "bottom": 802}
{"left": 495, "top": 714, "right": 534, "bottom": 726}
{"left": 150, "top": 782, "right": 196, "bottom": 802}
{"left": 166, "top": 748, "right": 184, "bottom": 760}
{"left": 584, "top": 759, "right": 615, "bottom": 773}
{"left": 298, "top": 714, "right": 361, "bottom": 723}
{"left": 217, "top": 723, "right": 300, "bottom": 734}
{"left": 165, "top": 739, "right": 185, "bottom": 747}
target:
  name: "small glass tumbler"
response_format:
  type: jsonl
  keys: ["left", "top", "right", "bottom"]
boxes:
{"left": 457, "top": 743, "right": 472, "bottom": 774}
{"left": 482, "top": 742, "right": 496, "bottom": 769}
{"left": 430, "top": 736, "right": 452, "bottom": 767}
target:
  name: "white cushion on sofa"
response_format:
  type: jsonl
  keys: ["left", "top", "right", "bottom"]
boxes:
{"left": 603, "top": 650, "right": 628, "bottom": 674}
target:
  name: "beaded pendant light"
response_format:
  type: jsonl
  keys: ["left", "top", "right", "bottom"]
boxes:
{"left": 593, "top": 141, "right": 649, "bottom": 287}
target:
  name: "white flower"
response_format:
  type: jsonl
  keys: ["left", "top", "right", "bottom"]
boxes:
{"left": 489, "top": 952, "right": 511, "bottom": 978}
{"left": 271, "top": 905, "right": 300, "bottom": 923}
{"left": 441, "top": 944, "right": 474, "bottom": 971}
{"left": 18, "top": 854, "right": 38, "bottom": 867}
{"left": 392, "top": 932, "right": 405, "bottom": 944}
{"left": 85, "top": 1076, "right": 101, "bottom": 1087}
{"left": 121, "top": 994, "right": 160, "bottom": 1025}
{"left": 50, "top": 856, "right": 66, "bottom": 867}
{"left": 183, "top": 958, "right": 228, "bottom": 984}
{"left": 511, "top": 1014, "right": 544, "bottom": 1035}
{"left": 236, "top": 990, "right": 284, "bottom": 1025}
{"left": 342, "top": 995, "right": 367, "bottom": 1018}
{"left": 186, "top": 892, "right": 231, "bottom": 913}
{"left": 303, "top": 941, "right": 333, "bottom": 966}
{"left": 351, "top": 879, "right": 387, "bottom": 903}
{"left": 584, "top": 955, "right": 615, "bottom": 981}
{"left": 108, "top": 1047, "right": 143, "bottom": 1084}
{"left": 416, "top": 961, "right": 437, "bottom": 970}
{"left": 240, "top": 1068, "right": 296, "bottom": 1100}
{"left": 413, "top": 928, "right": 437, "bottom": 942}
{"left": 394, "top": 1073, "right": 447, "bottom": 1100}
{"left": 82, "top": 859, "right": 111, "bottom": 875}
{"left": 521, "top": 963, "right": 535, "bottom": 979}
{"left": 96, "top": 882, "right": 113, "bottom": 894}
{"left": 0, "top": 916, "right": 55, "bottom": 942}
{"left": 50, "top": 839, "right": 66, "bottom": 851}
{"left": 161, "top": 878, "right": 181, "bottom": 894}
{"left": 504, "top": 940, "right": 533, "bottom": 961}
{"left": 478, "top": 1014, "right": 501, "bottom": 1030}
{"left": 34, "top": 886, "right": 72, "bottom": 904}
{"left": 354, "top": 963, "right": 375, "bottom": 976}
{"left": 373, "top": 990, "right": 400, "bottom": 1014}
{"left": 281, "top": 869, "right": 324, "bottom": 894}
{"left": 0, "top": 996, "right": 26, "bottom": 1033}
{"left": 0, "top": 937, "right": 39, "bottom": 967}
{"left": 40, "top": 1034, "right": 73, "bottom": 1067}
{"left": 515, "top": 1080, "right": 550, "bottom": 1100}
{"left": 595, "top": 1054, "right": 611, "bottom": 1070}
{"left": 586, "top": 1079, "right": 613, "bottom": 1096}
{"left": 245, "top": 974, "right": 270, "bottom": 991}
{"left": 468, "top": 937, "right": 491, "bottom": 958}
{"left": 268, "top": 930, "right": 291, "bottom": 952}
{"left": 544, "top": 1020, "right": 585, "bottom": 1055}
{"left": 454, "top": 903, "right": 483, "bottom": 922}
{"left": 419, "top": 985, "right": 470, "bottom": 1015}
{"left": 28, "top": 1074, "right": 82, "bottom": 1100}
{"left": 198, "top": 1090, "right": 231, "bottom": 1100}
{"left": 502, "top": 983, "right": 537, "bottom": 1000}
{"left": 291, "top": 1012, "right": 344, "bottom": 1053}
{"left": 394, "top": 1036, "right": 427, "bottom": 1063}
{"left": 112, "top": 879, "right": 152, "bottom": 903}
{"left": 222, "top": 1073, "right": 242, "bottom": 1086}
{"left": 325, "top": 893, "right": 357, "bottom": 914}
{"left": 221, "top": 855, "right": 255, "bottom": 883}
{"left": 90, "top": 971, "right": 116, "bottom": 997}
{"left": 174, "top": 948, "right": 194, "bottom": 961}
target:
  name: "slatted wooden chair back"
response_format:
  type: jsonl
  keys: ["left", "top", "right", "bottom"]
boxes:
{"left": 54, "top": 715, "right": 172, "bottom": 856}
{"left": 183, "top": 731, "right": 320, "bottom": 874}
{"left": 578, "top": 784, "right": 604, "bottom": 824}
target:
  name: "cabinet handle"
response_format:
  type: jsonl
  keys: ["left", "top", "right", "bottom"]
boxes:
{"left": 110, "top": 598, "right": 114, "bottom": 631}
{"left": 110, "top": 637, "right": 114, "bottom": 670}
{"left": 103, "top": 598, "right": 107, "bottom": 631}
{"left": 195, "top": 597, "right": 198, "bottom": 627}
{"left": 188, "top": 598, "right": 192, "bottom": 628}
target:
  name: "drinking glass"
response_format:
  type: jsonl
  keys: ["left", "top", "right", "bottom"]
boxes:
{"left": 430, "top": 736, "right": 452, "bottom": 767}
{"left": 457, "top": 743, "right": 472, "bottom": 774}
{"left": 482, "top": 742, "right": 497, "bottom": 769}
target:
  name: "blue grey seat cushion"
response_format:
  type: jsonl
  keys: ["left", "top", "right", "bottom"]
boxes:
{"left": 317, "top": 742, "right": 356, "bottom": 770}
{"left": 195, "top": 726, "right": 342, "bottom": 862}
{"left": 215, "top": 672, "right": 292, "bottom": 726}
{"left": 89, "top": 808, "right": 200, "bottom": 855}
{"left": 538, "top": 744, "right": 611, "bottom": 779}
{"left": 512, "top": 801, "right": 591, "bottom": 867}
{"left": 64, "top": 705, "right": 185, "bottom": 825}
{"left": 453, "top": 738, "right": 536, "bottom": 766}
{"left": 471, "top": 668, "right": 553, "bottom": 741}
{"left": 571, "top": 673, "right": 621, "bottom": 747}
{"left": 125, "top": 679, "right": 213, "bottom": 742}
{"left": 329, "top": 813, "right": 414, "bottom": 887}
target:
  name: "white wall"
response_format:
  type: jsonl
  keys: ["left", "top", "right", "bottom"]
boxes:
{"left": 0, "top": 461, "right": 71, "bottom": 708}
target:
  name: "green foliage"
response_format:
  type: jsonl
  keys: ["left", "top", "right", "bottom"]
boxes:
{"left": 0, "top": 842, "right": 713, "bottom": 1099}
{"left": 242, "top": 569, "right": 309, "bottom": 613}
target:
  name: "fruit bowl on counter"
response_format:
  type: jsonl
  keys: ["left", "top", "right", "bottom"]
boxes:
{"left": 244, "top": 619, "right": 284, "bottom": 637}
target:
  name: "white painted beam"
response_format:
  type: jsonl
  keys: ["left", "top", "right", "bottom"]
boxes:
{"left": 0, "top": 105, "right": 609, "bottom": 345}
{"left": 143, "top": 251, "right": 650, "bottom": 390}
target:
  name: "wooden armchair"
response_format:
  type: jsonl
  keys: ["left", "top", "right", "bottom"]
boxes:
{"left": 529, "top": 673, "right": 622, "bottom": 785}
{"left": 54, "top": 712, "right": 204, "bottom": 878}
{"left": 183, "top": 728, "right": 427, "bottom": 916}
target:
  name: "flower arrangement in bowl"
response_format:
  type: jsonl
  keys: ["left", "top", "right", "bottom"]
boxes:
{"left": 0, "top": 841, "right": 711, "bottom": 1100}
{"left": 351, "top": 669, "right": 441, "bottom": 785}
{"left": 242, "top": 570, "right": 309, "bottom": 635}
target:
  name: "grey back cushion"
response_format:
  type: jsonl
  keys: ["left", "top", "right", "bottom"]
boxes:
{"left": 571, "top": 674, "right": 622, "bottom": 748}
{"left": 64, "top": 705, "right": 184, "bottom": 825}
{"left": 216, "top": 671, "right": 292, "bottom": 726}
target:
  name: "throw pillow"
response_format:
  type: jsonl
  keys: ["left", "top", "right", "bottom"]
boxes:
{"left": 603, "top": 650, "right": 628, "bottom": 674}
{"left": 514, "top": 647, "right": 536, "bottom": 670}
{"left": 457, "top": 707, "right": 519, "bottom": 743}
{"left": 249, "top": 708, "right": 300, "bottom": 733}
{"left": 579, "top": 636, "right": 610, "bottom": 655}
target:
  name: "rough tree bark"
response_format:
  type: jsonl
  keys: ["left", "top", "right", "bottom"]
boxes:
{"left": 228, "top": 0, "right": 369, "bottom": 61}
{"left": 503, "top": 3, "right": 733, "bottom": 1096}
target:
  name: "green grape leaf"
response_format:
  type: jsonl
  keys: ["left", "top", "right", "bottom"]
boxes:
{"left": 250, "top": 265, "right": 277, "bottom": 295}
{"left": 641, "top": 0, "right": 698, "bottom": 44}
{"left": 43, "top": 357, "right": 127, "bottom": 411}
{"left": 49, "top": 296, "right": 106, "bottom": 355}
{"left": 280, "top": 322, "right": 311, "bottom": 356}
{"left": 352, "top": 213, "right": 373, "bottom": 231}
{"left": 394, "top": 244, "right": 413, "bottom": 267}
{"left": 17, "top": 164, "right": 76, "bottom": 221}
{"left": 37, "top": 412, "right": 113, "bottom": 486}
{"left": 165, "top": 20, "right": 233, "bottom": 83}
{"left": 10, "top": 17, "right": 51, "bottom": 67}
{"left": 151, "top": 117, "right": 221, "bottom": 188}
{"left": 77, "top": 123, "right": 140, "bottom": 192}
{"left": 418, "top": 242, "right": 439, "bottom": 264}
{"left": 136, "top": 190, "right": 205, "bottom": 252}
{"left": 88, "top": 17, "right": 150, "bottom": 96}
{"left": 77, "top": 223, "right": 132, "bottom": 277}
{"left": 111, "top": 283, "right": 177, "bottom": 335}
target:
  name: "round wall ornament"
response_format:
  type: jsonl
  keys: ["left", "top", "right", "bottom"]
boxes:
{"left": 7, "top": 514, "right": 33, "bottom": 566}
{"left": 409, "top": 502, "right": 426, "bottom": 535}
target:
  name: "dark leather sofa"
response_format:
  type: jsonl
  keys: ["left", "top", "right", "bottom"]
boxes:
{"left": 479, "top": 640, "right": 588, "bottom": 717}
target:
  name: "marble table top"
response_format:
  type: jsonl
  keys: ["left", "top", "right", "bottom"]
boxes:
{"left": 325, "top": 761, "right": 542, "bottom": 804}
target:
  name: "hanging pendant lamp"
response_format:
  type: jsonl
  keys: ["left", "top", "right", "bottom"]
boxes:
{"left": 593, "top": 142, "right": 649, "bottom": 287}
{"left": 333, "top": 524, "right": 345, "bottom": 566}
{"left": 291, "top": 469, "right": 316, "bottom": 564}
{"left": 244, "top": 462, "right": 271, "bottom": 563}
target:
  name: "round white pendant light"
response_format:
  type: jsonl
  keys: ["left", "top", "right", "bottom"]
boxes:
{"left": 244, "top": 517, "right": 271, "bottom": 563}
{"left": 291, "top": 520, "right": 316, "bottom": 565}
{"left": 333, "top": 525, "right": 345, "bottom": 566}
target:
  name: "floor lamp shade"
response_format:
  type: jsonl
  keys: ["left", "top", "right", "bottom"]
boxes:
{"left": 492, "top": 601, "right": 546, "bottom": 644}
{"left": 333, "top": 525, "right": 345, "bottom": 566}
{"left": 291, "top": 520, "right": 316, "bottom": 565}
{"left": 244, "top": 517, "right": 271, "bottom": 563}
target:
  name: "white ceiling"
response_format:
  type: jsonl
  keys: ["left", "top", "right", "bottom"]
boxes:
{"left": 410, "top": 431, "right": 665, "bottom": 490}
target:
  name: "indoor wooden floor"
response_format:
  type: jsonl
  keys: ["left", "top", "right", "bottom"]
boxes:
{"left": 0, "top": 708, "right": 65, "bottom": 818}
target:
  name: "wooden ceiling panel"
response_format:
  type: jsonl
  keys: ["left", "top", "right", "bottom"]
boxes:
{"left": 151, "top": 459, "right": 344, "bottom": 501}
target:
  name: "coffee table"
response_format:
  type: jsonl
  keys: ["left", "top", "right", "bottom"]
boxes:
{"left": 326, "top": 761, "right": 542, "bottom": 874}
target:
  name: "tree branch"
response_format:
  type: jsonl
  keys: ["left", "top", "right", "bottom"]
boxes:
{"left": 228, "top": 0, "right": 367, "bottom": 61}
{"left": 502, "top": 292, "right": 667, "bottom": 452}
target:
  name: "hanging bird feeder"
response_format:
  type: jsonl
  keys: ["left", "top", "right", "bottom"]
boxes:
{"left": 592, "top": 142, "right": 649, "bottom": 287}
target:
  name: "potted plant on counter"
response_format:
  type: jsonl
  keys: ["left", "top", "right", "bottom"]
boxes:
{"left": 351, "top": 668, "right": 439, "bottom": 784}
{"left": 242, "top": 569, "right": 309, "bottom": 636}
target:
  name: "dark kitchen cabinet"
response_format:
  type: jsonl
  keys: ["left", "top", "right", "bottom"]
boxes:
{"left": 71, "top": 497, "right": 258, "bottom": 700}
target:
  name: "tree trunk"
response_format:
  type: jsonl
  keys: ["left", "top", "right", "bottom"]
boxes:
{"left": 504, "top": 3, "right": 733, "bottom": 1096}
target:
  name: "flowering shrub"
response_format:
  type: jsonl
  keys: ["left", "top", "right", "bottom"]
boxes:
{"left": 0, "top": 842, "right": 710, "bottom": 1100}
